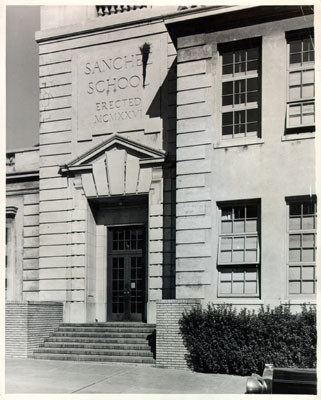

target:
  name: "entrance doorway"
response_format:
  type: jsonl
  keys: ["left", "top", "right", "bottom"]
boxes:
{"left": 107, "top": 226, "right": 146, "bottom": 322}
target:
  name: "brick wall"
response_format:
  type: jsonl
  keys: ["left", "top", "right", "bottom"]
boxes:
{"left": 5, "top": 301, "right": 63, "bottom": 358}
{"left": 156, "top": 299, "right": 200, "bottom": 369}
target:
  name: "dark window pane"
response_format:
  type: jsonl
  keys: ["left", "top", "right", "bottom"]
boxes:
{"left": 290, "top": 203, "right": 301, "bottom": 216}
{"left": 235, "top": 123, "right": 245, "bottom": 134}
{"left": 303, "top": 51, "right": 314, "bottom": 63}
{"left": 247, "top": 92, "right": 258, "bottom": 103}
{"left": 222, "top": 95, "right": 233, "bottom": 106}
{"left": 290, "top": 40, "right": 301, "bottom": 53}
{"left": 303, "top": 202, "right": 315, "bottom": 215}
{"left": 247, "top": 205, "right": 258, "bottom": 218}
{"left": 222, "top": 52, "right": 233, "bottom": 65}
{"left": 303, "top": 37, "right": 313, "bottom": 51}
{"left": 223, "top": 64, "right": 233, "bottom": 75}
{"left": 223, "top": 81, "right": 233, "bottom": 95}
{"left": 234, "top": 80, "right": 245, "bottom": 97}
{"left": 247, "top": 47, "right": 258, "bottom": 60}
{"left": 223, "top": 95, "right": 233, "bottom": 106}
{"left": 247, "top": 108, "right": 258, "bottom": 122}
{"left": 235, "top": 93, "right": 245, "bottom": 105}
{"left": 222, "top": 112, "right": 233, "bottom": 126}
{"left": 290, "top": 53, "right": 301, "bottom": 64}
{"left": 235, "top": 50, "right": 246, "bottom": 63}
{"left": 222, "top": 208, "right": 233, "bottom": 219}
{"left": 222, "top": 125, "right": 233, "bottom": 135}
{"left": 247, "top": 122, "right": 258, "bottom": 132}
{"left": 234, "top": 206, "right": 245, "bottom": 219}
{"left": 235, "top": 62, "right": 246, "bottom": 73}
{"left": 235, "top": 111, "right": 245, "bottom": 124}
{"left": 247, "top": 78, "right": 258, "bottom": 91}
{"left": 247, "top": 60, "right": 258, "bottom": 72}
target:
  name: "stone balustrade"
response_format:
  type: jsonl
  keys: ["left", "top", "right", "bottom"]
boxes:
{"left": 96, "top": 5, "right": 149, "bottom": 17}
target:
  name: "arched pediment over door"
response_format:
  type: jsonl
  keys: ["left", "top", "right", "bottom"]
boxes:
{"left": 59, "top": 134, "right": 166, "bottom": 197}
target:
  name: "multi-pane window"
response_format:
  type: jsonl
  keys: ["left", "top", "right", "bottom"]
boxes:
{"left": 288, "top": 199, "right": 317, "bottom": 295}
{"left": 218, "top": 202, "right": 260, "bottom": 296}
{"left": 112, "top": 228, "right": 143, "bottom": 251}
{"left": 287, "top": 30, "right": 315, "bottom": 129}
{"left": 220, "top": 40, "right": 261, "bottom": 139}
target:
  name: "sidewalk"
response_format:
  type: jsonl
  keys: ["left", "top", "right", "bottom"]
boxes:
{"left": 6, "top": 358, "right": 248, "bottom": 394}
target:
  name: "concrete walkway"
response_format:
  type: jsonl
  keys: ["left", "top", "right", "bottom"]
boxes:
{"left": 6, "top": 358, "right": 248, "bottom": 394}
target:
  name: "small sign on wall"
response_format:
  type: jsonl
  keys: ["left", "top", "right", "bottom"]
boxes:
{"left": 73, "top": 37, "right": 162, "bottom": 140}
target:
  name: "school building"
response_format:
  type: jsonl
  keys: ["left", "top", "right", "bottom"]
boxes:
{"left": 6, "top": 5, "right": 317, "bottom": 368}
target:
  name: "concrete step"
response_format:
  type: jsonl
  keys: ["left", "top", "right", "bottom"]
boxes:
{"left": 34, "top": 347, "right": 154, "bottom": 357}
{"left": 44, "top": 336, "right": 149, "bottom": 344}
{"left": 51, "top": 331, "right": 153, "bottom": 338}
{"left": 32, "top": 353, "right": 156, "bottom": 364}
{"left": 40, "top": 342, "right": 151, "bottom": 350}
{"left": 34, "top": 322, "right": 156, "bottom": 364}
{"left": 60, "top": 323, "right": 155, "bottom": 328}
{"left": 57, "top": 326, "right": 155, "bottom": 333}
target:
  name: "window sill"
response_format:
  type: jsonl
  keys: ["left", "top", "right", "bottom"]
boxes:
{"left": 216, "top": 297, "right": 262, "bottom": 302}
{"left": 214, "top": 137, "right": 264, "bottom": 149}
{"left": 282, "top": 132, "right": 315, "bottom": 142}
{"left": 284, "top": 296, "right": 316, "bottom": 302}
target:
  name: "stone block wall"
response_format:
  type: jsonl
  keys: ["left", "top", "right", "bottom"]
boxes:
{"left": 156, "top": 299, "right": 200, "bottom": 369}
{"left": 5, "top": 301, "right": 63, "bottom": 358}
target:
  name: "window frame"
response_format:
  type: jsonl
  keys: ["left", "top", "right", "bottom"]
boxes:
{"left": 219, "top": 38, "right": 262, "bottom": 140}
{"left": 217, "top": 200, "right": 261, "bottom": 298}
{"left": 285, "top": 29, "right": 315, "bottom": 132}
{"left": 286, "top": 196, "right": 317, "bottom": 296}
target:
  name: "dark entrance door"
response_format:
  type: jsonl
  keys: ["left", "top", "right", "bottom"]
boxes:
{"left": 107, "top": 226, "right": 145, "bottom": 322}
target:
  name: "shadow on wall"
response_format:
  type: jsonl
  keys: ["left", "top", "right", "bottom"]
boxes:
{"left": 145, "top": 42, "right": 178, "bottom": 300}
{"left": 147, "top": 329, "right": 156, "bottom": 359}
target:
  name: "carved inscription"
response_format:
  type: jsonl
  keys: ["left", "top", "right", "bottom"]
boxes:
{"left": 75, "top": 39, "right": 160, "bottom": 139}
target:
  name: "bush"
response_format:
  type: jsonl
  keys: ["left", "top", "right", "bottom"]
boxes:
{"left": 179, "top": 303, "right": 316, "bottom": 376}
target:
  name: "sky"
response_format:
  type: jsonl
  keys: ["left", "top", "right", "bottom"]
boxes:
{"left": 6, "top": 6, "right": 40, "bottom": 150}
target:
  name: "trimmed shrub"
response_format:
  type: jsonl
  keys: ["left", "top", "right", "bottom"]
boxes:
{"left": 179, "top": 303, "right": 316, "bottom": 376}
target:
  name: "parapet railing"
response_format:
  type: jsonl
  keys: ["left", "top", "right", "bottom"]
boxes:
{"left": 96, "top": 5, "right": 201, "bottom": 17}
{"left": 96, "top": 5, "right": 149, "bottom": 17}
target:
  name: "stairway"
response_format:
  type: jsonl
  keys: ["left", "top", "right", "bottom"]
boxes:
{"left": 32, "top": 322, "right": 156, "bottom": 364}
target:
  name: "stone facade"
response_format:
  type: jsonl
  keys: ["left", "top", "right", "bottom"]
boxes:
{"left": 6, "top": 5, "right": 316, "bottom": 367}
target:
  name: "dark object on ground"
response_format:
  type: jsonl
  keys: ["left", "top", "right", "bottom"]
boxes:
{"left": 246, "top": 364, "right": 317, "bottom": 394}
